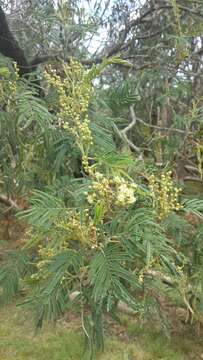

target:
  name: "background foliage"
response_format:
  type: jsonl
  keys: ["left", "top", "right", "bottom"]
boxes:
{"left": 0, "top": 1, "right": 203, "bottom": 358}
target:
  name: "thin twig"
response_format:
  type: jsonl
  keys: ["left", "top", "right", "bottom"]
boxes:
{"left": 114, "top": 106, "right": 141, "bottom": 153}
{"left": 130, "top": 106, "right": 190, "bottom": 135}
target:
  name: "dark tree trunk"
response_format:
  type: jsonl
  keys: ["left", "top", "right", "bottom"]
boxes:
{"left": 0, "top": 6, "right": 30, "bottom": 76}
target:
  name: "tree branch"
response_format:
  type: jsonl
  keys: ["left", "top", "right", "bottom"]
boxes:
{"left": 1, "top": 2, "right": 202, "bottom": 79}
{"left": 130, "top": 106, "right": 190, "bottom": 135}
{"left": 0, "top": 6, "right": 30, "bottom": 76}
{"left": 114, "top": 105, "right": 141, "bottom": 153}
{"left": 0, "top": 194, "right": 22, "bottom": 211}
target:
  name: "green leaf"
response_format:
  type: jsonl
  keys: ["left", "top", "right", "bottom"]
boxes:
{"left": 183, "top": 199, "right": 203, "bottom": 220}
{"left": 0, "top": 66, "right": 10, "bottom": 78}
{"left": 89, "top": 244, "right": 139, "bottom": 305}
{"left": 94, "top": 202, "right": 104, "bottom": 224}
{"left": 18, "top": 190, "right": 66, "bottom": 228}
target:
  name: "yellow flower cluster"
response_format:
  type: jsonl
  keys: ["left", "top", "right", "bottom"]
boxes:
{"left": 56, "top": 210, "right": 97, "bottom": 248}
{"left": 86, "top": 172, "right": 137, "bottom": 210}
{"left": 87, "top": 172, "right": 112, "bottom": 207}
{"left": 30, "top": 246, "right": 56, "bottom": 280}
{"left": 44, "top": 60, "right": 93, "bottom": 150}
{"left": 115, "top": 176, "right": 137, "bottom": 206}
{"left": 38, "top": 246, "right": 55, "bottom": 258}
{"left": 148, "top": 171, "right": 182, "bottom": 219}
{"left": 0, "top": 76, "right": 18, "bottom": 109}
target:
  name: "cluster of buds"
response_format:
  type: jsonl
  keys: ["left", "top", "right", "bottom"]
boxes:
{"left": 148, "top": 171, "right": 182, "bottom": 219}
{"left": 44, "top": 60, "right": 93, "bottom": 150}
{"left": 37, "top": 246, "right": 55, "bottom": 269}
{"left": 30, "top": 246, "right": 56, "bottom": 281}
{"left": 87, "top": 172, "right": 112, "bottom": 206}
{"left": 56, "top": 209, "right": 97, "bottom": 248}
{"left": 77, "top": 116, "right": 93, "bottom": 145}
{"left": 0, "top": 62, "right": 19, "bottom": 108}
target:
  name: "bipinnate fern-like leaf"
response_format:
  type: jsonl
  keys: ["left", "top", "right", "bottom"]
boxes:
{"left": 16, "top": 89, "right": 53, "bottom": 131}
{"left": 0, "top": 251, "right": 31, "bottom": 304}
{"left": 89, "top": 244, "right": 140, "bottom": 310}
{"left": 21, "top": 250, "right": 82, "bottom": 327}
{"left": 19, "top": 190, "right": 66, "bottom": 227}
{"left": 183, "top": 198, "right": 203, "bottom": 220}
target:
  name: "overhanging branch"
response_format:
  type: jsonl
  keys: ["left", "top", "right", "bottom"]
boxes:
{"left": 0, "top": 6, "right": 30, "bottom": 76}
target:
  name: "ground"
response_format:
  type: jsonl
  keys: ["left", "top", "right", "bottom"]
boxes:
{"left": 1, "top": 302, "right": 203, "bottom": 360}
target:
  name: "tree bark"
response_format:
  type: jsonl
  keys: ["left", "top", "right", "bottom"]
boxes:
{"left": 0, "top": 6, "right": 30, "bottom": 76}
